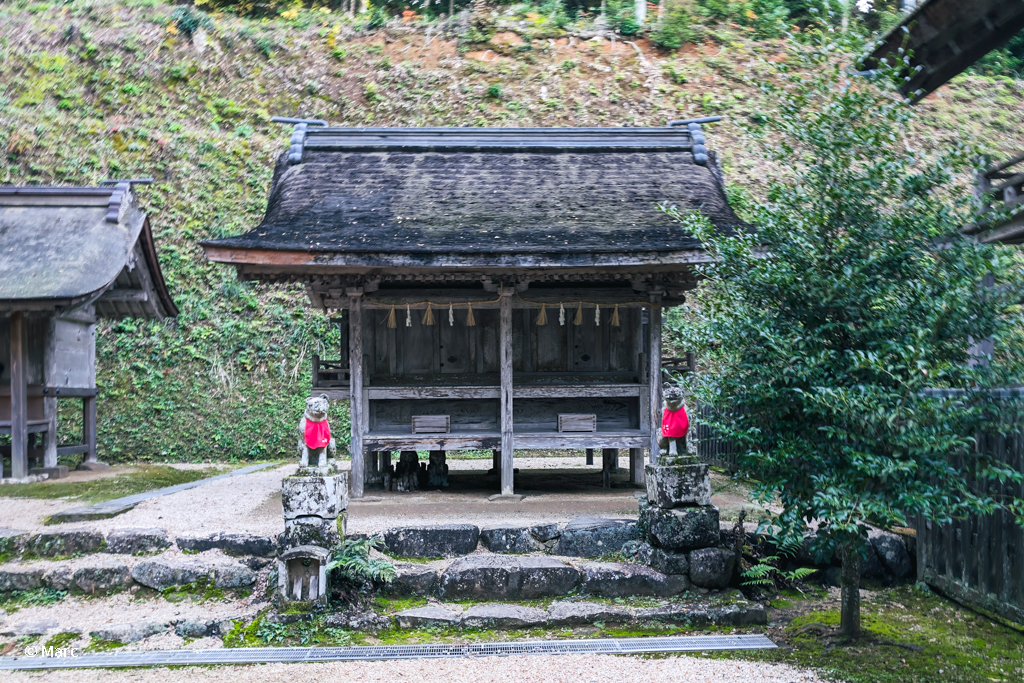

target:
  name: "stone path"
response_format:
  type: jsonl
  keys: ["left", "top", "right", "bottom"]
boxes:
{"left": 48, "top": 463, "right": 277, "bottom": 523}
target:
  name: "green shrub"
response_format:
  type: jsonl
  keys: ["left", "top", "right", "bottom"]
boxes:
{"left": 168, "top": 6, "right": 213, "bottom": 38}
{"left": 651, "top": 5, "right": 696, "bottom": 50}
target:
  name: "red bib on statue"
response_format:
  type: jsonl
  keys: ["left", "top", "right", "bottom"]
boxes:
{"left": 304, "top": 420, "right": 331, "bottom": 449}
{"left": 662, "top": 407, "right": 689, "bottom": 438}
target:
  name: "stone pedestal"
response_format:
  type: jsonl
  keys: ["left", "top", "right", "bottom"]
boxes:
{"left": 645, "top": 463, "right": 711, "bottom": 508}
{"left": 280, "top": 468, "right": 348, "bottom": 550}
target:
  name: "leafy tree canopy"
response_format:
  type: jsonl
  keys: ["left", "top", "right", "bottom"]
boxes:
{"left": 670, "top": 22, "right": 1024, "bottom": 634}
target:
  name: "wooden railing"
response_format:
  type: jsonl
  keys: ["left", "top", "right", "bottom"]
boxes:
{"left": 972, "top": 152, "right": 1024, "bottom": 243}
{"left": 311, "top": 355, "right": 349, "bottom": 388}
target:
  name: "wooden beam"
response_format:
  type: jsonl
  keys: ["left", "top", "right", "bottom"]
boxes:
{"left": 10, "top": 312, "right": 27, "bottom": 479}
{"left": 500, "top": 289, "right": 514, "bottom": 496}
{"left": 98, "top": 289, "right": 149, "bottom": 302}
{"left": 83, "top": 395, "right": 97, "bottom": 463}
{"left": 648, "top": 304, "right": 663, "bottom": 465}
{"left": 349, "top": 292, "right": 365, "bottom": 498}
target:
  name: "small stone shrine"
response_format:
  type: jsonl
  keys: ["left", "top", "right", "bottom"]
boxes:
{"left": 278, "top": 397, "right": 348, "bottom": 602}
{"left": 635, "top": 448, "right": 735, "bottom": 590}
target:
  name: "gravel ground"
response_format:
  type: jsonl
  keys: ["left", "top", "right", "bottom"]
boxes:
{"left": 5, "top": 654, "right": 824, "bottom": 682}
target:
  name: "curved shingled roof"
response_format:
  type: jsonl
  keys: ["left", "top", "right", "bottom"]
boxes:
{"left": 0, "top": 185, "right": 177, "bottom": 319}
{"left": 202, "top": 127, "right": 744, "bottom": 265}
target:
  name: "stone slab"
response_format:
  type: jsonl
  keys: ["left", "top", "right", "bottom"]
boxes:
{"left": 580, "top": 562, "right": 689, "bottom": 598}
{"left": 640, "top": 501, "right": 720, "bottom": 551}
{"left": 384, "top": 564, "right": 440, "bottom": 597}
{"left": 395, "top": 606, "right": 462, "bottom": 629}
{"left": 461, "top": 603, "right": 548, "bottom": 629}
{"left": 43, "top": 556, "right": 132, "bottom": 594}
{"left": 176, "top": 533, "right": 276, "bottom": 557}
{"left": 90, "top": 620, "right": 168, "bottom": 643}
{"left": 26, "top": 530, "right": 105, "bottom": 558}
{"left": 871, "top": 533, "right": 913, "bottom": 578}
{"left": 546, "top": 600, "right": 632, "bottom": 626}
{"left": 635, "top": 542, "right": 689, "bottom": 575}
{"left": 480, "top": 526, "right": 539, "bottom": 554}
{"left": 282, "top": 517, "right": 343, "bottom": 549}
{"left": 131, "top": 557, "right": 255, "bottom": 591}
{"left": 636, "top": 592, "right": 767, "bottom": 627}
{"left": 49, "top": 503, "right": 137, "bottom": 523}
{"left": 105, "top": 528, "right": 171, "bottom": 555}
{"left": 553, "top": 517, "right": 638, "bottom": 557}
{"left": 382, "top": 524, "right": 480, "bottom": 558}
{"left": 529, "top": 523, "right": 561, "bottom": 542}
{"left": 0, "top": 568, "right": 44, "bottom": 592}
{"left": 1, "top": 619, "right": 59, "bottom": 636}
{"left": 439, "top": 555, "right": 581, "bottom": 600}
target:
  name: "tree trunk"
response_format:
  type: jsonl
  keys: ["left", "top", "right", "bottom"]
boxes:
{"left": 839, "top": 544, "right": 862, "bottom": 637}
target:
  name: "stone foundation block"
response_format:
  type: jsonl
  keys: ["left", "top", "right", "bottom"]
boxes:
{"left": 176, "top": 533, "right": 276, "bottom": 557}
{"left": 26, "top": 530, "right": 106, "bottom": 558}
{"left": 635, "top": 542, "right": 690, "bottom": 575}
{"left": 395, "top": 606, "right": 461, "bottom": 629}
{"left": 282, "top": 517, "right": 341, "bottom": 549}
{"left": 461, "top": 604, "right": 548, "bottom": 629}
{"left": 90, "top": 620, "right": 167, "bottom": 644}
{"left": 385, "top": 564, "right": 440, "bottom": 596}
{"left": 439, "top": 555, "right": 580, "bottom": 600}
{"left": 0, "top": 567, "right": 44, "bottom": 592}
{"left": 645, "top": 463, "right": 712, "bottom": 508}
{"left": 480, "top": 526, "right": 540, "bottom": 554}
{"left": 546, "top": 600, "right": 632, "bottom": 626}
{"left": 640, "top": 501, "right": 719, "bottom": 551}
{"left": 580, "top": 562, "right": 689, "bottom": 598}
{"left": 689, "top": 548, "right": 736, "bottom": 589}
{"left": 382, "top": 524, "right": 480, "bottom": 559}
{"left": 105, "top": 528, "right": 170, "bottom": 555}
{"left": 282, "top": 474, "right": 348, "bottom": 519}
{"left": 553, "top": 517, "right": 637, "bottom": 557}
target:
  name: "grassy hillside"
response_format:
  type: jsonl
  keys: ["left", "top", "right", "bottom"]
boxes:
{"left": 2, "top": 1, "right": 1022, "bottom": 463}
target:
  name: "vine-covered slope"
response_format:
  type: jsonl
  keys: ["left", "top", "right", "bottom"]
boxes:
{"left": 1, "top": 1, "right": 1021, "bottom": 462}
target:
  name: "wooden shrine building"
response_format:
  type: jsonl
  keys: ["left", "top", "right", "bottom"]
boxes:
{"left": 202, "top": 125, "right": 744, "bottom": 497}
{"left": 1, "top": 182, "right": 178, "bottom": 480}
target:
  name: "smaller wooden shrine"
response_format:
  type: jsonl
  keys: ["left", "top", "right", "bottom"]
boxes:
{"left": 203, "top": 124, "right": 745, "bottom": 498}
{"left": 0, "top": 182, "right": 178, "bottom": 480}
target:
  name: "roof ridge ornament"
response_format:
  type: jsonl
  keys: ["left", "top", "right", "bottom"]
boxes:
{"left": 272, "top": 117, "right": 329, "bottom": 164}
{"left": 99, "top": 177, "right": 153, "bottom": 223}
{"left": 667, "top": 116, "right": 721, "bottom": 166}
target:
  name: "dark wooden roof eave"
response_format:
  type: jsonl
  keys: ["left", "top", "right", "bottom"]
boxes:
{"left": 862, "top": 0, "right": 1024, "bottom": 101}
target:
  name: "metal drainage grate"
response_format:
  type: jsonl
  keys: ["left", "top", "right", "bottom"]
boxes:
{"left": 0, "top": 634, "right": 775, "bottom": 671}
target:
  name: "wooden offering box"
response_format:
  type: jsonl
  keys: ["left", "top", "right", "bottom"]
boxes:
{"left": 412, "top": 415, "right": 451, "bottom": 433}
{"left": 558, "top": 413, "right": 597, "bottom": 433}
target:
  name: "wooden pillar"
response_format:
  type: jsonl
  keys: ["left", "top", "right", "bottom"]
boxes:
{"left": 43, "top": 316, "right": 57, "bottom": 468}
{"left": 348, "top": 291, "right": 364, "bottom": 498}
{"left": 83, "top": 395, "right": 97, "bottom": 463}
{"left": 10, "top": 312, "right": 28, "bottom": 479}
{"left": 648, "top": 304, "right": 662, "bottom": 465}
{"left": 379, "top": 451, "right": 392, "bottom": 473}
{"left": 585, "top": 448, "right": 594, "bottom": 466}
{"left": 499, "top": 289, "right": 514, "bottom": 496}
{"left": 630, "top": 447, "right": 645, "bottom": 485}
{"left": 602, "top": 448, "right": 614, "bottom": 488}
{"left": 491, "top": 449, "right": 500, "bottom": 475}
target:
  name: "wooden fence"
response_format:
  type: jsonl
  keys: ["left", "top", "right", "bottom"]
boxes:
{"left": 917, "top": 392, "right": 1024, "bottom": 626}
{"left": 693, "top": 403, "right": 740, "bottom": 472}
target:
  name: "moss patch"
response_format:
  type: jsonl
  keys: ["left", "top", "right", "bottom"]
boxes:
{"left": 701, "top": 585, "right": 1024, "bottom": 683}
{"left": 83, "top": 638, "right": 124, "bottom": 653}
{"left": 44, "top": 632, "right": 81, "bottom": 650}
{"left": 0, "top": 466, "right": 230, "bottom": 504}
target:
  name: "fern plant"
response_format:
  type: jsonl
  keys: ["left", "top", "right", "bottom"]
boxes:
{"left": 741, "top": 536, "right": 817, "bottom": 590}
{"left": 327, "top": 538, "right": 396, "bottom": 586}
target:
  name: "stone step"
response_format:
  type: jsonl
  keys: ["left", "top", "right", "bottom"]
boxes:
{"left": 390, "top": 593, "right": 766, "bottom": 631}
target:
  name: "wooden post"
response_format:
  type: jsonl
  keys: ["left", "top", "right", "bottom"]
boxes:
{"left": 43, "top": 315, "right": 58, "bottom": 469}
{"left": 379, "top": 451, "right": 391, "bottom": 475}
{"left": 10, "top": 312, "right": 28, "bottom": 479}
{"left": 648, "top": 304, "right": 663, "bottom": 465}
{"left": 585, "top": 448, "right": 594, "bottom": 466}
{"left": 83, "top": 395, "right": 97, "bottom": 463}
{"left": 491, "top": 449, "right": 500, "bottom": 475}
{"left": 602, "top": 448, "right": 614, "bottom": 488}
{"left": 499, "top": 289, "right": 514, "bottom": 496}
{"left": 348, "top": 291, "right": 364, "bottom": 498}
{"left": 630, "top": 447, "right": 645, "bottom": 485}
